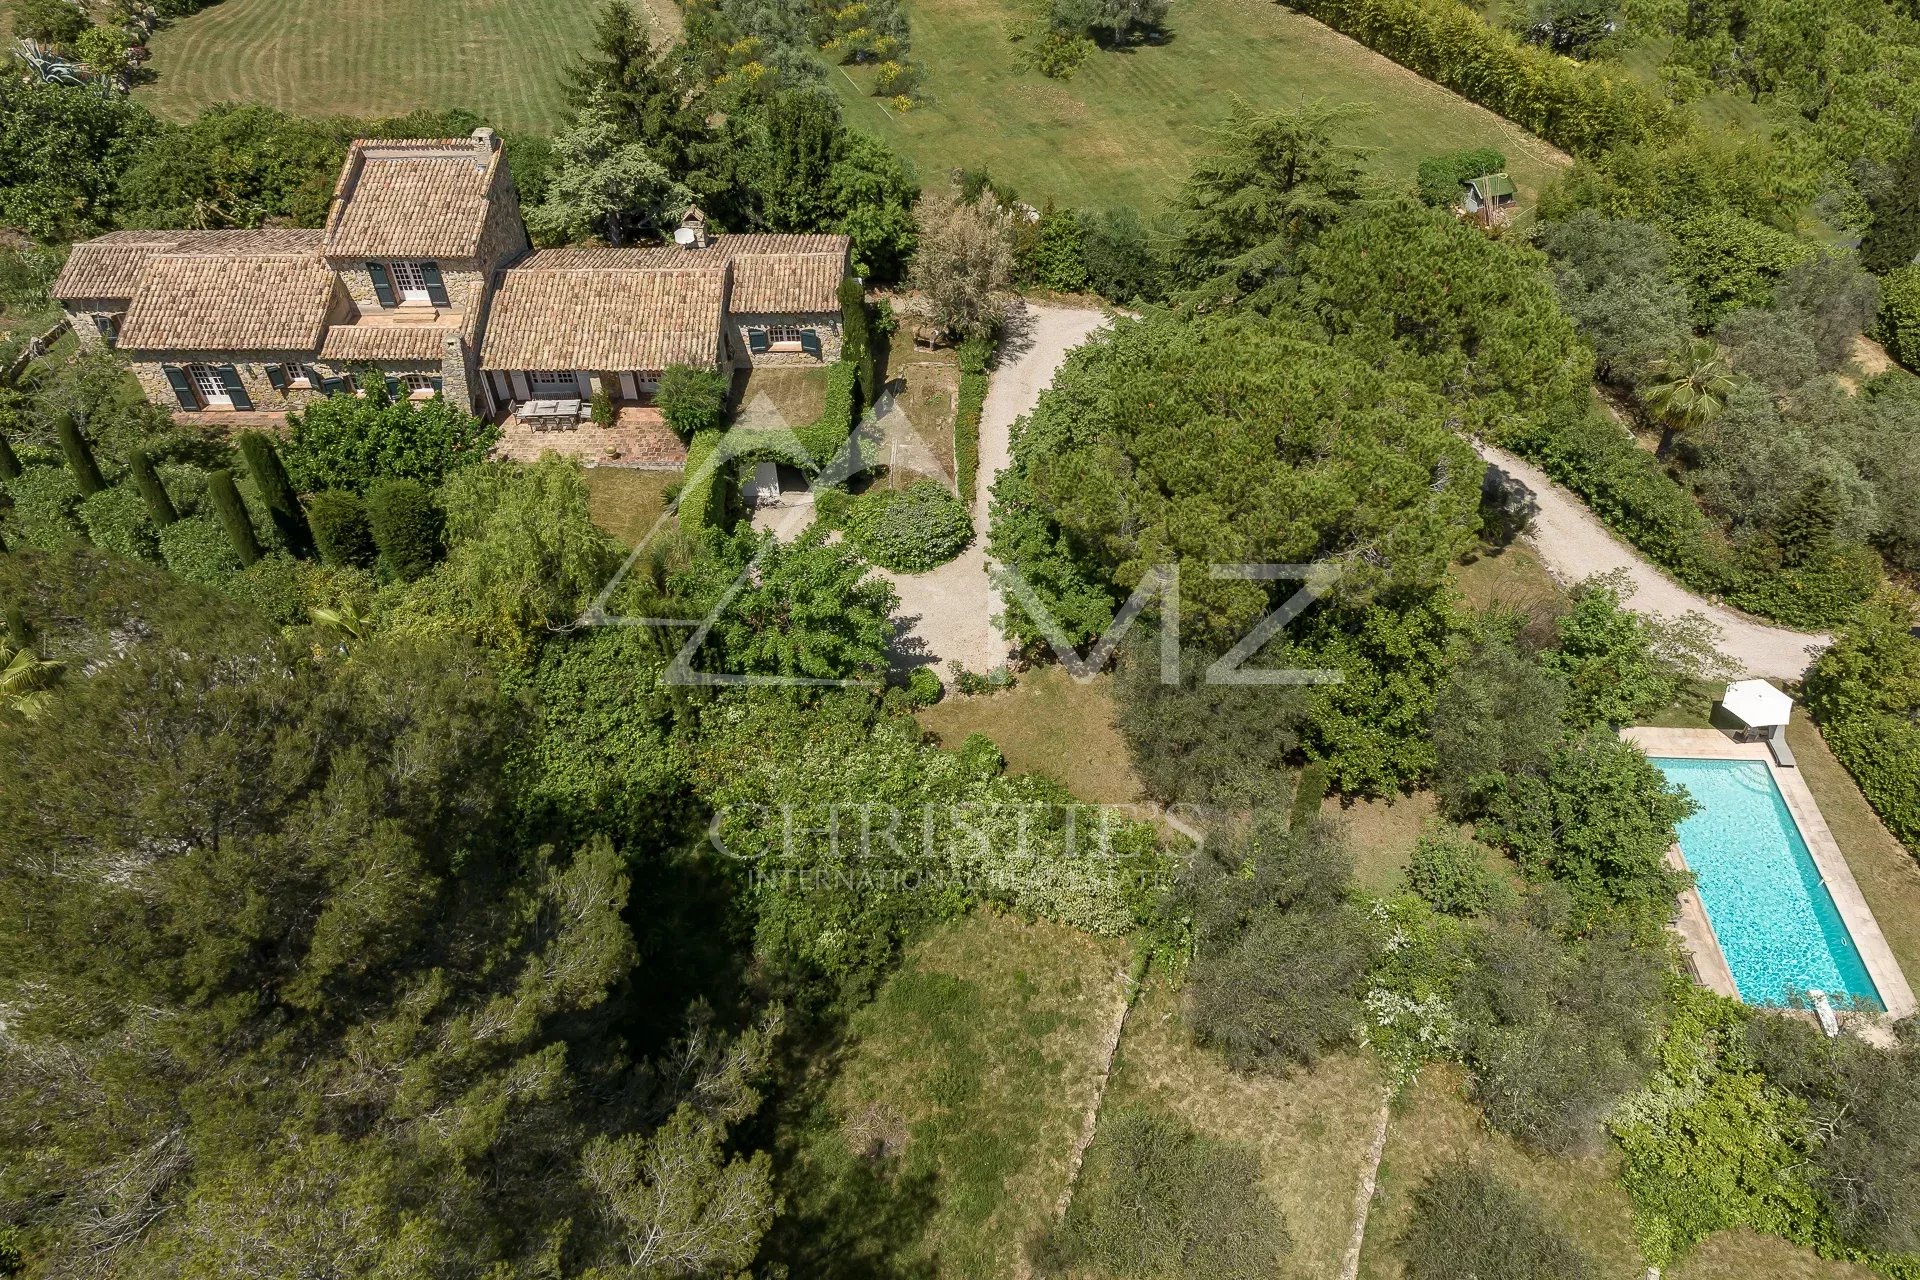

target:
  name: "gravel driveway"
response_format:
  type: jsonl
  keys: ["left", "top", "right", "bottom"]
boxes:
{"left": 1476, "top": 442, "right": 1831, "bottom": 680}
{"left": 882, "top": 302, "right": 1109, "bottom": 674}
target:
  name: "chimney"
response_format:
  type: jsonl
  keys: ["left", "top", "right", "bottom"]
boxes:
{"left": 471, "top": 127, "right": 499, "bottom": 170}
{"left": 678, "top": 205, "right": 709, "bottom": 249}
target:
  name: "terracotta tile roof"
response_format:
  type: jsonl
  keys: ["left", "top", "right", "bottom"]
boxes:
{"left": 480, "top": 264, "right": 727, "bottom": 371}
{"left": 117, "top": 254, "right": 339, "bottom": 353}
{"left": 53, "top": 229, "right": 325, "bottom": 302}
{"left": 515, "top": 233, "right": 849, "bottom": 313}
{"left": 320, "top": 324, "right": 455, "bottom": 362}
{"left": 324, "top": 136, "right": 501, "bottom": 260}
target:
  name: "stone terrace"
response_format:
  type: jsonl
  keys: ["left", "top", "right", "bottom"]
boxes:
{"left": 489, "top": 405, "right": 685, "bottom": 469}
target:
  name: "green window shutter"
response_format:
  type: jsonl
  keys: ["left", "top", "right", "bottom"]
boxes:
{"left": 799, "top": 329, "right": 822, "bottom": 358}
{"left": 162, "top": 365, "right": 198, "bottom": 409}
{"left": 747, "top": 328, "right": 770, "bottom": 354}
{"left": 420, "top": 261, "right": 450, "bottom": 306}
{"left": 265, "top": 364, "right": 288, "bottom": 392}
{"left": 93, "top": 313, "right": 117, "bottom": 346}
{"left": 368, "top": 261, "right": 396, "bottom": 307}
{"left": 385, "top": 376, "right": 403, "bottom": 399}
{"left": 427, "top": 376, "right": 443, "bottom": 396}
{"left": 217, "top": 365, "right": 253, "bottom": 411}
{"left": 319, "top": 374, "right": 345, "bottom": 395}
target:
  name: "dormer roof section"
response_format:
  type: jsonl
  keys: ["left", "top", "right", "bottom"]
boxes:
{"left": 323, "top": 131, "right": 505, "bottom": 261}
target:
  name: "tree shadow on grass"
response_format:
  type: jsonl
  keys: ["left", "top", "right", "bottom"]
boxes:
{"left": 762, "top": 1122, "right": 942, "bottom": 1280}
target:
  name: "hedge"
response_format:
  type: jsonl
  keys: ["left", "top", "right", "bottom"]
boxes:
{"left": 1880, "top": 265, "right": 1920, "bottom": 371}
{"left": 308, "top": 489, "right": 376, "bottom": 569}
{"left": 678, "top": 428, "right": 731, "bottom": 537}
{"left": 159, "top": 514, "right": 243, "bottom": 585}
{"left": 79, "top": 484, "right": 160, "bottom": 561}
{"left": 955, "top": 370, "right": 988, "bottom": 508}
{"left": 1287, "top": 0, "right": 1680, "bottom": 157}
{"left": 794, "top": 360, "right": 860, "bottom": 471}
{"left": 1, "top": 465, "right": 85, "bottom": 550}
{"left": 1804, "top": 599, "right": 1920, "bottom": 850}
{"left": 365, "top": 477, "right": 443, "bottom": 582}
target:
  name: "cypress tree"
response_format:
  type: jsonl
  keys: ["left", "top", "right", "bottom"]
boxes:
{"left": 365, "top": 478, "right": 443, "bottom": 582}
{"left": 206, "top": 469, "right": 262, "bottom": 566}
{"left": 0, "top": 429, "right": 20, "bottom": 480}
{"left": 55, "top": 414, "right": 106, "bottom": 497}
{"left": 308, "top": 489, "right": 375, "bottom": 568}
{"left": 238, "top": 431, "right": 314, "bottom": 558}
{"left": 840, "top": 275, "right": 877, "bottom": 409}
{"left": 128, "top": 449, "right": 179, "bottom": 526}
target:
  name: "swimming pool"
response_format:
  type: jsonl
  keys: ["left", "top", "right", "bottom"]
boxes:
{"left": 1652, "top": 757, "right": 1884, "bottom": 1011}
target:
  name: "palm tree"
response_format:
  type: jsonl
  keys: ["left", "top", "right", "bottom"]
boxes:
{"left": 0, "top": 644, "right": 61, "bottom": 723}
{"left": 1641, "top": 338, "right": 1737, "bottom": 459}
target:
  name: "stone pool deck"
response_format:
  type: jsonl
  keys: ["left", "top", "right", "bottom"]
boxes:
{"left": 1623, "top": 727, "right": 1917, "bottom": 1022}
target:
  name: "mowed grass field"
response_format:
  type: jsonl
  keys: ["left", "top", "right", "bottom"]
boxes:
{"left": 137, "top": 0, "right": 681, "bottom": 133}
{"left": 831, "top": 0, "right": 1571, "bottom": 212}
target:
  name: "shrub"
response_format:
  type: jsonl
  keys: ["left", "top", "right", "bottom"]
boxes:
{"left": 308, "top": 489, "right": 376, "bottom": 569}
{"left": 229, "top": 554, "right": 315, "bottom": 626}
{"left": 1400, "top": 1159, "right": 1593, "bottom": 1279}
{"left": 1290, "top": 760, "right": 1329, "bottom": 829}
{"left": 237, "top": 432, "right": 314, "bottom": 559}
{"left": 1037, "top": 1107, "right": 1290, "bottom": 1279}
{"left": 1803, "top": 595, "right": 1920, "bottom": 849}
{"left": 794, "top": 360, "right": 860, "bottom": 470}
{"left": 365, "top": 478, "right": 443, "bottom": 582}
{"left": 842, "top": 479, "right": 974, "bottom": 571}
{"left": 1879, "top": 265, "right": 1920, "bottom": 372}
{"left": 1416, "top": 147, "right": 1507, "bottom": 206}
{"left": 812, "top": 486, "right": 851, "bottom": 526}
{"left": 156, "top": 463, "right": 208, "bottom": 519}
{"left": 1, "top": 465, "right": 84, "bottom": 550}
{"left": 904, "top": 664, "right": 942, "bottom": 707}
{"left": 590, "top": 388, "right": 616, "bottom": 427}
{"left": 284, "top": 391, "right": 498, "bottom": 493}
{"left": 956, "top": 333, "right": 995, "bottom": 375}
{"left": 13, "top": 0, "right": 87, "bottom": 47}
{"left": 1407, "top": 827, "right": 1513, "bottom": 917}
{"left": 656, "top": 364, "right": 730, "bottom": 438}
{"left": 159, "top": 515, "right": 243, "bottom": 585}
{"left": 78, "top": 485, "right": 159, "bottom": 561}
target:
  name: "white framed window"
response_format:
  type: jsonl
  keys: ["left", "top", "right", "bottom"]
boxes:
{"left": 281, "top": 362, "right": 312, "bottom": 388}
{"left": 403, "top": 373, "right": 436, "bottom": 399}
{"left": 766, "top": 324, "right": 804, "bottom": 351}
{"left": 387, "top": 260, "right": 431, "bottom": 302}
{"left": 187, "top": 363, "right": 229, "bottom": 407}
{"left": 528, "top": 369, "right": 579, "bottom": 397}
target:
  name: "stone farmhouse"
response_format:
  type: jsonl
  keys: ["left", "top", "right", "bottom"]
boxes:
{"left": 51, "top": 129, "right": 850, "bottom": 419}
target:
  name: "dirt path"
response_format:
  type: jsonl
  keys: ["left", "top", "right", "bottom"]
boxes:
{"left": 883, "top": 302, "right": 1109, "bottom": 675}
{"left": 1475, "top": 442, "right": 1830, "bottom": 680}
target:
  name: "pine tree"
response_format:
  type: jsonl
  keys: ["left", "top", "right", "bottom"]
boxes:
{"left": 238, "top": 432, "right": 314, "bottom": 559}
{"left": 55, "top": 413, "right": 106, "bottom": 497}
{"left": 1777, "top": 474, "right": 1841, "bottom": 566}
{"left": 128, "top": 449, "right": 179, "bottom": 526}
{"left": 1863, "top": 123, "right": 1920, "bottom": 277}
{"left": 0, "top": 428, "right": 20, "bottom": 481}
{"left": 206, "top": 469, "right": 262, "bottom": 566}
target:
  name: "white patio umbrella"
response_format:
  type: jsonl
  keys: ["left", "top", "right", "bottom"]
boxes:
{"left": 1722, "top": 679, "right": 1794, "bottom": 729}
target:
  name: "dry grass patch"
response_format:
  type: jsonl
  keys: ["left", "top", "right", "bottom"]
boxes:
{"left": 1099, "top": 981, "right": 1389, "bottom": 1277}
{"left": 916, "top": 667, "right": 1143, "bottom": 804}
{"left": 1451, "top": 540, "right": 1565, "bottom": 616}
{"left": 799, "top": 910, "right": 1128, "bottom": 1279}
{"left": 1668, "top": 1229, "right": 1880, "bottom": 1280}
{"left": 1357, "top": 1065, "right": 1644, "bottom": 1279}
{"left": 1326, "top": 790, "right": 1441, "bottom": 896}
{"left": 583, "top": 467, "right": 678, "bottom": 547}
{"left": 736, "top": 365, "right": 830, "bottom": 430}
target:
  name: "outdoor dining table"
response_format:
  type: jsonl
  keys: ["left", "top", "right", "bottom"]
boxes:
{"left": 516, "top": 398, "right": 584, "bottom": 430}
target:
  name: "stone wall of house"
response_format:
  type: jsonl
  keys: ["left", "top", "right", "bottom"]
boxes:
{"left": 727, "top": 311, "right": 843, "bottom": 368}
{"left": 131, "top": 354, "right": 451, "bottom": 415}
{"left": 63, "top": 303, "right": 122, "bottom": 351}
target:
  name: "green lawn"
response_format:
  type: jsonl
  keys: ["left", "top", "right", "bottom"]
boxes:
{"left": 830, "top": 0, "right": 1570, "bottom": 213}
{"left": 137, "top": 0, "right": 681, "bottom": 133}
{"left": 915, "top": 666, "right": 1144, "bottom": 804}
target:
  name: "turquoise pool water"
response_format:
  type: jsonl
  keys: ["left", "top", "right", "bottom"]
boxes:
{"left": 1653, "top": 757, "right": 1883, "bottom": 1010}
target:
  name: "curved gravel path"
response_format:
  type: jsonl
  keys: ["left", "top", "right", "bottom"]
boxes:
{"left": 1475, "top": 442, "right": 1830, "bottom": 680}
{"left": 883, "top": 302, "right": 1109, "bottom": 674}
